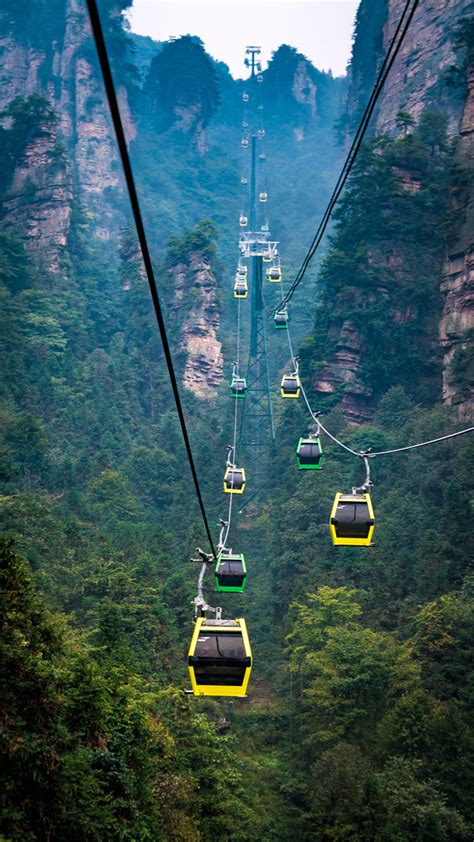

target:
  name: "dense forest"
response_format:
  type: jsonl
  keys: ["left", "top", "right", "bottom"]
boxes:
{"left": 1, "top": 0, "right": 473, "bottom": 839}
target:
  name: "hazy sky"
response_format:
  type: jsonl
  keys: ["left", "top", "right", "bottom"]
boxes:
{"left": 127, "top": 1, "right": 359, "bottom": 79}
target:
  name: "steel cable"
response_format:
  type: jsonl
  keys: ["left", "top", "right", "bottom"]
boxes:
{"left": 86, "top": 0, "right": 217, "bottom": 558}
{"left": 278, "top": 0, "right": 420, "bottom": 312}
{"left": 283, "top": 314, "right": 473, "bottom": 463}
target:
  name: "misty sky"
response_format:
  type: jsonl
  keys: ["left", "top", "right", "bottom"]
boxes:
{"left": 127, "top": 1, "right": 359, "bottom": 79}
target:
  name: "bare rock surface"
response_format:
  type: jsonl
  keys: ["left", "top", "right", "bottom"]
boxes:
{"left": 169, "top": 252, "right": 224, "bottom": 399}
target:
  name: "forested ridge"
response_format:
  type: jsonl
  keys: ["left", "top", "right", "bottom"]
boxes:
{"left": 1, "top": 0, "right": 474, "bottom": 839}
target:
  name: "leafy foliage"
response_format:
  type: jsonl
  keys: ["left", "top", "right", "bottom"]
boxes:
{"left": 144, "top": 36, "right": 220, "bottom": 131}
{"left": 0, "top": 11, "right": 473, "bottom": 840}
{"left": 305, "top": 114, "right": 462, "bottom": 407}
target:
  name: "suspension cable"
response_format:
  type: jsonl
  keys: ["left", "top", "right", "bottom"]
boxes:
{"left": 269, "top": 0, "right": 473, "bottom": 463}
{"left": 277, "top": 239, "right": 474, "bottom": 463}
{"left": 369, "top": 427, "right": 474, "bottom": 456}
{"left": 284, "top": 314, "right": 473, "bottom": 463}
{"left": 86, "top": 0, "right": 217, "bottom": 559}
{"left": 277, "top": 0, "right": 420, "bottom": 312}
{"left": 282, "top": 294, "right": 362, "bottom": 457}
{"left": 220, "top": 298, "right": 243, "bottom": 551}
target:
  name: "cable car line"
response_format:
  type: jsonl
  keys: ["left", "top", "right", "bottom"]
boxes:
{"left": 278, "top": 0, "right": 419, "bottom": 311}
{"left": 86, "top": 0, "right": 217, "bottom": 560}
{"left": 193, "top": 296, "right": 244, "bottom": 613}
{"left": 368, "top": 427, "right": 474, "bottom": 457}
{"left": 276, "top": 0, "right": 420, "bottom": 313}
{"left": 88, "top": 0, "right": 472, "bottom": 694}
{"left": 283, "top": 311, "right": 473, "bottom": 462}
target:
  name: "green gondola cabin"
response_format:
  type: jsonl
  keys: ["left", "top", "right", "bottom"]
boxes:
{"left": 274, "top": 309, "right": 288, "bottom": 329}
{"left": 230, "top": 376, "right": 247, "bottom": 398}
{"left": 215, "top": 552, "right": 247, "bottom": 593}
{"left": 296, "top": 436, "right": 323, "bottom": 469}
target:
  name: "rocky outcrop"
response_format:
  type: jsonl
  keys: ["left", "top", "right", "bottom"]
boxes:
{"left": 1, "top": 115, "right": 72, "bottom": 277}
{"left": 0, "top": 34, "right": 47, "bottom": 111}
{"left": 375, "top": 0, "right": 473, "bottom": 137}
{"left": 290, "top": 59, "right": 318, "bottom": 142}
{"left": 173, "top": 104, "right": 207, "bottom": 153}
{"left": 439, "top": 252, "right": 474, "bottom": 417}
{"left": 263, "top": 44, "right": 338, "bottom": 141}
{"left": 313, "top": 320, "right": 374, "bottom": 425}
{"left": 322, "top": 0, "right": 474, "bottom": 423}
{"left": 54, "top": 0, "right": 132, "bottom": 236}
{"left": 439, "top": 65, "right": 474, "bottom": 418}
{"left": 170, "top": 252, "right": 223, "bottom": 399}
{"left": 292, "top": 60, "right": 317, "bottom": 116}
{"left": 0, "top": 0, "right": 135, "bottom": 270}
{"left": 345, "top": 0, "right": 387, "bottom": 132}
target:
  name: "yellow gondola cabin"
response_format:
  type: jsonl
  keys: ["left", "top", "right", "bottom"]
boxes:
{"left": 188, "top": 617, "right": 252, "bottom": 697}
{"left": 329, "top": 492, "right": 375, "bottom": 547}
{"left": 224, "top": 465, "right": 246, "bottom": 494}
{"left": 280, "top": 373, "right": 301, "bottom": 398}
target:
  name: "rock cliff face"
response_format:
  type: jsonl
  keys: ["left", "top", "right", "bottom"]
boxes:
{"left": 168, "top": 252, "right": 223, "bottom": 399}
{"left": 345, "top": 0, "right": 387, "bottom": 131}
{"left": 376, "top": 1, "right": 474, "bottom": 418}
{"left": 1, "top": 112, "right": 73, "bottom": 277}
{"left": 439, "top": 64, "right": 474, "bottom": 419}
{"left": 314, "top": 0, "right": 474, "bottom": 422}
{"left": 0, "top": 0, "right": 133, "bottom": 271}
{"left": 263, "top": 44, "right": 339, "bottom": 141}
{"left": 0, "top": 10, "right": 226, "bottom": 398}
{"left": 172, "top": 103, "right": 208, "bottom": 153}
{"left": 292, "top": 60, "right": 317, "bottom": 118}
{"left": 58, "top": 0, "right": 129, "bottom": 216}
{"left": 313, "top": 319, "right": 374, "bottom": 424}
{"left": 375, "top": 0, "right": 472, "bottom": 137}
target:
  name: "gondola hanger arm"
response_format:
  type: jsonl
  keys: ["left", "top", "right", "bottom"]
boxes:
{"left": 191, "top": 548, "right": 219, "bottom": 617}
{"left": 352, "top": 453, "right": 373, "bottom": 495}
{"left": 217, "top": 519, "right": 228, "bottom": 553}
{"left": 192, "top": 547, "right": 215, "bottom": 565}
{"left": 192, "top": 558, "right": 219, "bottom": 617}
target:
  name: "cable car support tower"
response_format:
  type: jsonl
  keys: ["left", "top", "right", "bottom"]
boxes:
{"left": 239, "top": 46, "right": 275, "bottom": 485}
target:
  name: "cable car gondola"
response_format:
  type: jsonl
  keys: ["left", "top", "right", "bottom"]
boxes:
{"left": 274, "top": 309, "right": 288, "bottom": 329}
{"left": 258, "top": 128, "right": 265, "bottom": 139}
{"left": 259, "top": 152, "right": 266, "bottom": 162}
{"left": 263, "top": 252, "right": 273, "bottom": 262}
{"left": 267, "top": 266, "right": 281, "bottom": 282}
{"left": 224, "top": 465, "right": 246, "bottom": 494}
{"left": 241, "top": 176, "right": 248, "bottom": 186}
{"left": 241, "top": 137, "right": 249, "bottom": 149}
{"left": 329, "top": 492, "right": 375, "bottom": 546}
{"left": 188, "top": 617, "right": 252, "bottom": 697}
{"left": 237, "top": 264, "right": 247, "bottom": 277}
{"left": 296, "top": 435, "right": 323, "bottom": 470}
{"left": 280, "top": 372, "right": 301, "bottom": 399}
{"left": 239, "top": 215, "right": 248, "bottom": 227}
{"left": 234, "top": 278, "right": 248, "bottom": 299}
{"left": 257, "top": 73, "right": 263, "bottom": 83}
{"left": 215, "top": 551, "right": 247, "bottom": 593}
{"left": 230, "top": 375, "right": 247, "bottom": 398}
{"left": 242, "top": 92, "right": 249, "bottom": 102}
{"left": 261, "top": 223, "right": 269, "bottom": 233}
{"left": 259, "top": 192, "right": 268, "bottom": 203}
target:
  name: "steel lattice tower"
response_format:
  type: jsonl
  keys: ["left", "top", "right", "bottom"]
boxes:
{"left": 239, "top": 47, "right": 275, "bottom": 485}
